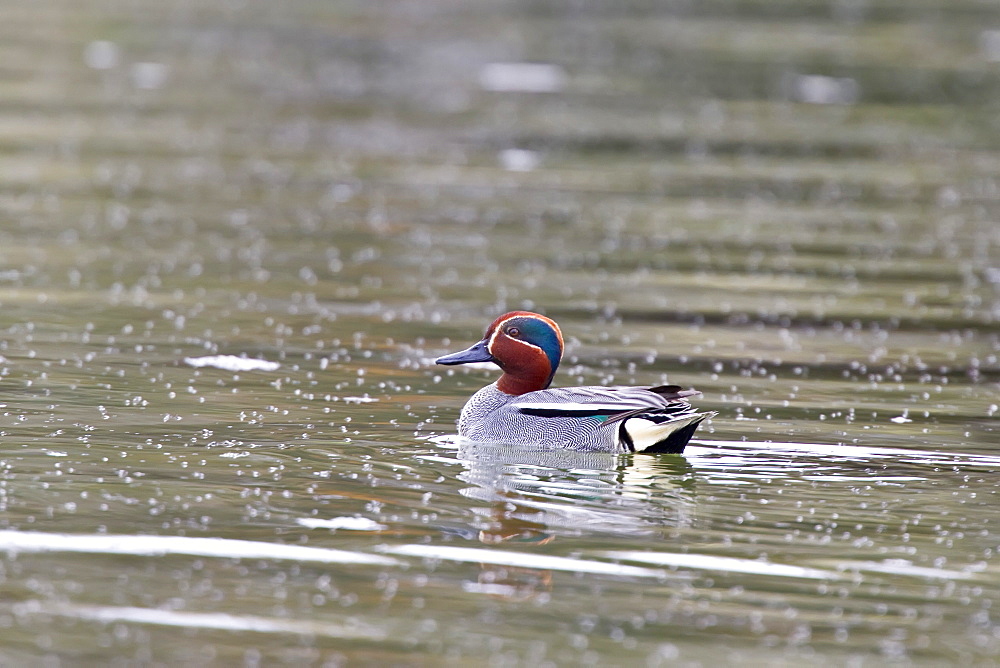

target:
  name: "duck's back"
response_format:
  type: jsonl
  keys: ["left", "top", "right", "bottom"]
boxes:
{"left": 457, "top": 383, "right": 713, "bottom": 453}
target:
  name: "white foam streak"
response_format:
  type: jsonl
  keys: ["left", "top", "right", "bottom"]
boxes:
{"left": 479, "top": 62, "right": 567, "bottom": 93}
{"left": 183, "top": 355, "right": 280, "bottom": 372}
{"left": 14, "top": 601, "right": 387, "bottom": 640}
{"left": 690, "top": 439, "right": 1000, "bottom": 467}
{"left": 842, "top": 559, "right": 985, "bottom": 581}
{"left": 602, "top": 551, "right": 986, "bottom": 582}
{"left": 600, "top": 550, "right": 835, "bottom": 580}
{"left": 296, "top": 517, "right": 387, "bottom": 531}
{"left": 0, "top": 531, "right": 401, "bottom": 566}
{"left": 378, "top": 544, "right": 665, "bottom": 578}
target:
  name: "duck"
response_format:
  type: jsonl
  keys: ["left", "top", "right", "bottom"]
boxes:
{"left": 436, "top": 311, "right": 716, "bottom": 454}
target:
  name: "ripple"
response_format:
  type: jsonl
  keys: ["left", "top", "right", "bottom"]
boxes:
{"left": 0, "top": 531, "right": 401, "bottom": 566}
{"left": 377, "top": 544, "right": 666, "bottom": 578}
{"left": 11, "top": 601, "right": 388, "bottom": 640}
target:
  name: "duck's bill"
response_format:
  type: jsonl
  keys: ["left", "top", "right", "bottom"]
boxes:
{"left": 435, "top": 339, "right": 493, "bottom": 365}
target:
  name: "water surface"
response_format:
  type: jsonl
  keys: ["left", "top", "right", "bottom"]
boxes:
{"left": 0, "top": 0, "right": 998, "bottom": 664}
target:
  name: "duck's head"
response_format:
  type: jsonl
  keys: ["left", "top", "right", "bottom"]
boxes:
{"left": 436, "top": 311, "right": 564, "bottom": 395}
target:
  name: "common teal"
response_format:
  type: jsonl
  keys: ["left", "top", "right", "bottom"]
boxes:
{"left": 436, "top": 311, "right": 716, "bottom": 453}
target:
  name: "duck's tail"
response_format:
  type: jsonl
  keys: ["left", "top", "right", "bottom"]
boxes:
{"left": 618, "top": 411, "right": 717, "bottom": 454}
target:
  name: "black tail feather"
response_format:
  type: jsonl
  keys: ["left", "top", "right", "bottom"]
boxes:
{"left": 639, "top": 420, "right": 703, "bottom": 454}
{"left": 647, "top": 385, "right": 701, "bottom": 401}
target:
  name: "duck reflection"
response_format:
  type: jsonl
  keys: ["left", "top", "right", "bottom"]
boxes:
{"left": 454, "top": 440, "right": 696, "bottom": 599}
{"left": 475, "top": 500, "right": 553, "bottom": 546}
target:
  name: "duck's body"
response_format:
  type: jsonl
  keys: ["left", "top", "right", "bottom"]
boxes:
{"left": 437, "top": 311, "right": 715, "bottom": 454}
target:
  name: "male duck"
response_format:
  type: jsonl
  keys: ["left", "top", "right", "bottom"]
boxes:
{"left": 436, "top": 311, "right": 716, "bottom": 454}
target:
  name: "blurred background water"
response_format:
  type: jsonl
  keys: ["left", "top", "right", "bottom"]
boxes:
{"left": 0, "top": 0, "right": 998, "bottom": 665}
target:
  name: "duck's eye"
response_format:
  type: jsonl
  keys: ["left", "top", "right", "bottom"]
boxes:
{"left": 507, "top": 327, "right": 520, "bottom": 337}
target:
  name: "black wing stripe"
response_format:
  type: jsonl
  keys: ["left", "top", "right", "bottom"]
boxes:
{"left": 517, "top": 403, "right": 693, "bottom": 419}
{"left": 516, "top": 406, "right": 625, "bottom": 418}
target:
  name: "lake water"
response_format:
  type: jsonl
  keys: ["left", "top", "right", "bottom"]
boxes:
{"left": 0, "top": 0, "right": 998, "bottom": 665}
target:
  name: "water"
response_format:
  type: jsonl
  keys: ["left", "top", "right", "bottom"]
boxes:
{"left": 0, "top": 0, "right": 998, "bottom": 664}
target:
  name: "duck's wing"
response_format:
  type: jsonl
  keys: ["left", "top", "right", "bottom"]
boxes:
{"left": 512, "top": 385, "right": 699, "bottom": 419}
{"left": 511, "top": 384, "right": 714, "bottom": 454}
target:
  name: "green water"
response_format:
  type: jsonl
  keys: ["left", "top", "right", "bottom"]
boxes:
{"left": 0, "top": 0, "right": 998, "bottom": 664}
